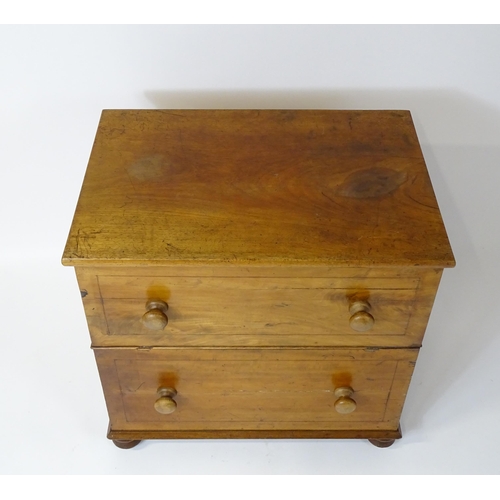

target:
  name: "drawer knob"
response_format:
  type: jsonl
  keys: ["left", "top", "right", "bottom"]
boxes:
{"left": 154, "top": 387, "right": 178, "bottom": 414}
{"left": 142, "top": 299, "right": 169, "bottom": 330}
{"left": 349, "top": 300, "right": 374, "bottom": 332}
{"left": 334, "top": 386, "right": 357, "bottom": 414}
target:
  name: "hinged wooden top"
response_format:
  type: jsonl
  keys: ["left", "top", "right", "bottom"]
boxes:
{"left": 62, "top": 110, "right": 455, "bottom": 267}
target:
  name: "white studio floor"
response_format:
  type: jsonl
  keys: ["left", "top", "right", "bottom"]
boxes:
{"left": 2, "top": 261, "right": 498, "bottom": 475}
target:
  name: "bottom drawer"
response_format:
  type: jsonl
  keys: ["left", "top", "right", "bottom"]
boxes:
{"left": 94, "top": 348, "right": 418, "bottom": 434}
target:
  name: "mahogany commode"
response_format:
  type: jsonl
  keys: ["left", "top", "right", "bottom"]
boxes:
{"left": 62, "top": 109, "right": 454, "bottom": 448}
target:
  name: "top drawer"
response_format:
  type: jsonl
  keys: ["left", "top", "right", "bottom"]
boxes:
{"left": 76, "top": 267, "right": 442, "bottom": 348}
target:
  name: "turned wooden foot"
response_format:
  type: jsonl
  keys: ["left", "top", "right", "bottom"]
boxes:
{"left": 368, "top": 438, "right": 396, "bottom": 448}
{"left": 113, "top": 439, "right": 142, "bottom": 449}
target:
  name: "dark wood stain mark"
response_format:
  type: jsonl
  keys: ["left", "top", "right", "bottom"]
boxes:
{"left": 346, "top": 289, "right": 370, "bottom": 303}
{"left": 332, "top": 372, "right": 352, "bottom": 389}
{"left": 159, "top": 372, "right": 179, "bottom": 389}
{"left": 337, "top": 167, "right": 408, "bottom": 199}
{"left": 126, "top": 155, "right": 166, "bottom": 182}
{"left": 146, "top": 285, "right": 170, "bottom": 302}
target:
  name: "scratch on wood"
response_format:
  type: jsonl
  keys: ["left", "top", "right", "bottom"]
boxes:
{"left": 132, "top": 382, "right": 145, "bottom": 392}
{"left": 75, "top": 228, "right": 103, "bottom": 257}
{"left": 406, "top": 193, "right": 438, "bottom": 210}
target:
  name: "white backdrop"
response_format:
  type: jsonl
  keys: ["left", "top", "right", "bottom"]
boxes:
{"left": 1, "top": 25, "right": 499, "bottom": 474}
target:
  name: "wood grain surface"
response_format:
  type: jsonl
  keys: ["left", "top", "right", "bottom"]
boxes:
{"left": 94, "top": 347, "right": 417, "bottom": 432}
{"left": 62, "top": 110, "right": 455, "bottom": 268}
{"left": 76, "top": 266, "right": 441, "bottom": 348}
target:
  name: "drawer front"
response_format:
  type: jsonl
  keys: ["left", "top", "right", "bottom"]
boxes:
{"left": 78, "top": 267, "right": 441, "bottom": 348}
{"left": 94, "top": 348, "right": 418, "bottom": 432}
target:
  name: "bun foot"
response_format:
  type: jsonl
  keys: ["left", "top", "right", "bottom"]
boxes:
{"left": 368, "top": 438, "right": 396, "bottom": 448}
{"left": 113, "top": 439, "right": 142, "bottom": 449}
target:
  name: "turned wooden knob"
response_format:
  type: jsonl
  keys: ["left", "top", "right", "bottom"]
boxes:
{"left": 334, "top": 386, "right": 356, "bottom": 414}
{"left": 349, "top": 300, "right": 374, "bottom": 332}
{"left": 142, "top": 299, "right": 169, "bottom": 330}
{"left": 154, "top": 387, "right": 178, "bottom": 414}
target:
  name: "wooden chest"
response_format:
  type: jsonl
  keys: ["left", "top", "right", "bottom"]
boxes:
{"left": 62, "top": 110, "right": 454, "bottom": 448}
